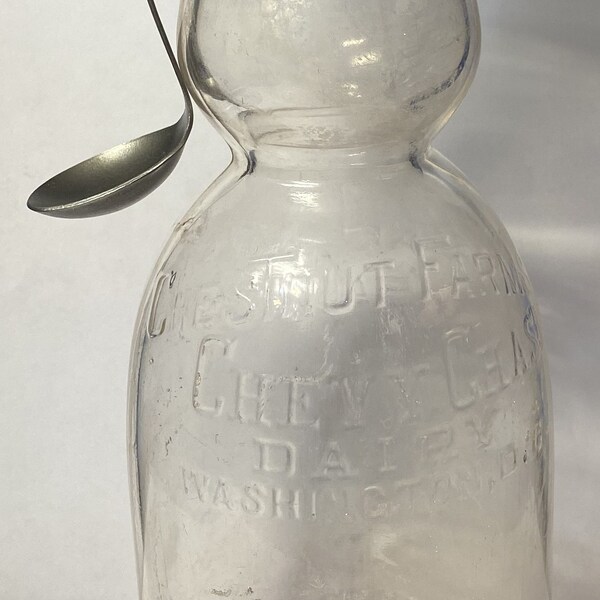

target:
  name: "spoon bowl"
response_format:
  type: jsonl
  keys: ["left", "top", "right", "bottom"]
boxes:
{"left": 27, "top": 114, "right": 190, "bottom": 219}
{"left": 27, "top": 0, "right": 193, "bottom": 219}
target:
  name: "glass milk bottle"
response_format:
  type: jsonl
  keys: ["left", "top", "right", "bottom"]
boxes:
{"left": 129, "top": 1, "right": 553, "bottom": 599}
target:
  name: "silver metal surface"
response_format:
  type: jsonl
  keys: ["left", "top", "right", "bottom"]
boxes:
{"left": 26, "top": 0, "right": 193, "bottom": 219}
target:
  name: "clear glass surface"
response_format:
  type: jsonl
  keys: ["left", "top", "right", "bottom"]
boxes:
{"left": 128, "top": 2, "right": 553, "bottom": 599}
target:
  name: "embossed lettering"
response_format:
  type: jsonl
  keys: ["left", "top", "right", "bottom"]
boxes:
{"left": 392, "top": 478, "right": 428, "bottom": 514}
{"left": 454, "top": 463, "right": 482, "bottom": 500}
{"left": 432, "top": 474, "right": 452, "bottom": 504}
{"left": 524, "top": 305, "right": 541, "bottom": 351}
{"left": 497, "top": 254, "right": 526, "bottom": 296}
{"left": 241, "top": 483, "right": 267, "bottom": 515}
{"left": 420, "top": 427, "right": 454, "bottom": 462}
{"left": 311, "top": 487, "right": 354, "bottom": 520}
{"left": 478, "top": 342, "right": 510, "bottom": 397}
{"left": 445, "top": 326, "right": 479, "bottom": 409}
{"left": 363, "top": 465, "right": 488, "bottom": 520}
{"left": 341, "top": 377, "right": 369, "bottom": 428}
{"left": 251, "top": 253, "right": 306, "bottom": 320}
{"left": 450, "top": 254, "right": 474, "bottom": 299}
{"left": 415, "top": 237, "right": 452, "bottom": 300}
{"left": 500, "top": 444, "right": 518, "bottom": 479}
{"left": 182, "top": 468, "right": 211, "bottom": 502}
{"left": 364, "top": 485, "right": 387, "bottom": 518}
{"left": 272, "top": 488, "right": 301, "bottom": 519}
{"left": 467, "top": 407, "right": 499, "bottom": 448}
{"left": 378, "top": 437, "right": 398, "bottom": 473}
{"left": 512, "top": 329, "right": 535, "bottom": 376}
{"left": 181, "top": 462, "right": 509, "bottom": 522}
{"left": 324, "top": 266, "right": 355, "bottom": 315}
{"left": 474, "top": 253, "right": 500, "bottom": 295}
{"left": 213, "top": 479, "right": 235, "bottom": 510}
{"left": 363, "top": 261, "right": 395, "bottom": 308}
{"left": 255, "top": 439, "right": 296, "bottom": 476}
{"left": 192, "top": 337, "right": 235, "bottom": 416}
{"left": 445, "top": 327, "right": 512, "bottom": 410}
{"left": 227, "top": 288, "right": 256, "bottom": 325}
{"left": 288, "top": 380, "right": 320, "bottom": 427}
{"left": 324, "top": 261, "right": 396, "bottom": 314}
{"left": 235, "top": 373, "right": 273, "bottom": 426}
{"left": 315, "top": 441, "right": 355, "bottom": 479}
{"left": 416, "top": 239, "right": 528, "bottom": 301}
{"left": 147, "top": 273, "right": 169, "bottom": 338}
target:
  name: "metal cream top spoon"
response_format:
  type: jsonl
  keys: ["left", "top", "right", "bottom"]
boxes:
{"left": 27, "top": 0, "right": 193, "bottom": 219}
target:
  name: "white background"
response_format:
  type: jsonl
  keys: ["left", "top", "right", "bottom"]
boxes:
{"left": 1, "top": 1, "right": 599, "bottom": 599}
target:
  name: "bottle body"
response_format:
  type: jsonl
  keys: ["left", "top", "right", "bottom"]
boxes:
{"left": 129, "top": 152, "right": 552, "bottom": 600}
{"left": 129, "top": 1, "right": 552, "bottom": 597}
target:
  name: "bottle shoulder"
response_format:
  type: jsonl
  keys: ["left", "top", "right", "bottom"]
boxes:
{"left": 169, "top": 155, "right": 520, "bottom": 272}
{"left": 146, "top": 157, "right": 537, "bottom": 342}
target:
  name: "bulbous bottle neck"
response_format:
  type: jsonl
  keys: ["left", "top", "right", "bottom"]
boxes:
{"left": 179, "top": 0, "right": 480, "bottom": 162}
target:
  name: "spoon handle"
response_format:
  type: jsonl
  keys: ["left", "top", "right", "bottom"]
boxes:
{"left": 147, "top": 0, "right": 193, "bottom": 117}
